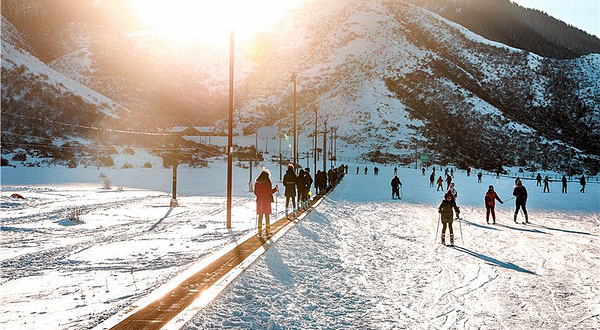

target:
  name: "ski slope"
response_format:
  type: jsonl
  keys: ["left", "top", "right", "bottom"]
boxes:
{"left": 184, "top": 166, "right": 600, "bottom": 329}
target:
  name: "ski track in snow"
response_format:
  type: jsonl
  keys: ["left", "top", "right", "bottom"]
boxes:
{"left": 185, "top": 170, "right": 600, "bottom": 330}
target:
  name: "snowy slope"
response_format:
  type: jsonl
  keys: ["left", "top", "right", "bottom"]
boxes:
{"left": 1, "top": 16, "right": 127, "bottom": 118}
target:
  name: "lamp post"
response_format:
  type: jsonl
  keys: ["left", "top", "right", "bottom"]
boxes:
{"left": 313, "top": 105, "right": 317, "bottom": 174}
{"left": 291, "top": 72, "right": 297, "bottom": 173}
{"left": 226, "top": 28, "right": 234, "bottom": 229}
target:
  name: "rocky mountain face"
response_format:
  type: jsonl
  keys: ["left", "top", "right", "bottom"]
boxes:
{"left": 2, "top": 0, "right": 599, "bottom": 173}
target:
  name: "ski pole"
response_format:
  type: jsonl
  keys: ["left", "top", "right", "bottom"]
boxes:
{"left": 458, "top": 216, "right": 464, "bottom": 244}
{"left": 400, "top": 185, "right": 403, "bottom": 199}
{"left": 435, "top": 213, "right": 441, "bottom": 244}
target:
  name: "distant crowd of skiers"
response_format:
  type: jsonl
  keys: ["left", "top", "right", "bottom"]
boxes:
{"left": 253, "top": 164, "right": 348, "bottom": 236}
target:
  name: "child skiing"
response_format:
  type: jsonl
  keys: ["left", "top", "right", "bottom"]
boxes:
{"left": 436, "top": 176, "right": 444, "bottom": 191}
{"left": 484, "top": 185, "right": 503, "bottom": 224}
{"left": 513, "top": 179, "right": 528, "bottom": 224}
{"left": 438, "top": 192, "right": 460, "bottom": 246}
{"left": 447, "top": 183, "right": 458, "bottom": 200}
{"left": 254, "top": 169, "right": 278, "bottom": 236}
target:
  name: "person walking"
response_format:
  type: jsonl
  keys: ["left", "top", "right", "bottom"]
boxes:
{"left": 580, "top": 175, "right": 586, "bottom": 193}
{"left": 394, "top": 167, "right": 398, "bottom": 175}
{"left": 422, "top": 167, "right": 426, "bottom": 175}
{"left": 536, "top": 173, "right": 542, "bottom": 186}
{"left": 477, "top": 172, "right": 483, "bottom": 183}
{"left": 438, "top": 192, "right": 460, "bottom": 246}
{"left": 513, "top": 179, "right": 528, "bottom": 224}
{"left": 283, "top": 165, "right": 297, "bottom": 216}
{"left": 356, "top": 166, "right": 359, "bottom": 175}
{"left": 450, "top": 168, "right": 454, "bottom": 178}
{"left": 391, "top": 175, "right": 402, "bottom": 199}
{"left": 484, "top": 185, "right": 503, "bottom": 224}
{"left": 364, "top": 167, "right": 368, "bottom": 175}
{"left": 430, "top": 172, "right": 435, "bottom": 187}
{"left": 302, "top": 167, "right": 313, "bottom": 208}
{"left": 543, "top": 176, "right": 550, "bottom": 193}
{"left": 436, "top": 176, "right": 444, "bottom": 191}
{"left": 254, "top": 169, "right": 278, "bottom": 236}
{"left": 561, "top": 175, "right": 568, "bottom": 194}
{"left": 445, "top": 174, "right": 452, "bottom": 190}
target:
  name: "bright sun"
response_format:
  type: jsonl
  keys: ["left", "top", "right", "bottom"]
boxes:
{"left": 128, "top": 0, "right": 302, "bottom": 44}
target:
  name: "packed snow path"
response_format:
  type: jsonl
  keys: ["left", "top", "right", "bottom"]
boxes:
{"left": 185, "top": 170, "right": 600, "bottom": 329}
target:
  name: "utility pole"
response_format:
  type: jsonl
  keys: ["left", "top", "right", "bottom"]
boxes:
{"left": 329, "top": 127, "right": 334, "bottom": 168}
{"left": 313, "top": 106, "right": 317, "bottom": 174}
{"left": 279, "top": 126, "right": 282, "bottom": 182}
{"left": 334, "top": 127, "right": 337, "bottom": 167}
{"left": 170, "top": 134, "right": 179, "bottom": 207}
{"left": 323, "top": 120, "right": 327, "bottom": 172}
{"left": 226, "top": 28, "right": 234, "bottom": 229}
{"left": 292, "top": 72, "right": 297, "bottom": 173}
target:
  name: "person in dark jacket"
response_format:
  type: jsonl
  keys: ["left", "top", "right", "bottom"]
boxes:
{"left": 543, "top": 176, "right": 550, "bottom": 193}
{"left": 297, "top": 169, "right": 306, "bottom": 210}
{"left": 356, "top": 166, "right": 359, "bottom": 175}
{"left": 254, "top": 169, "right": 278, "bottom": 236}
{"left": 391, "top": 175, "right": 402, "bottom": 199}
{"left": 301, "top": 167, "right": 313, "bottom": 208}
{"left": 422, "top": 167, "right": 425, "bottom": 175}
{"left": 364, "top": 167, "right": 368, "bottom": 175}
{"left": 484, "top": 185, "right": 503, "bottom": 224}
{"left": 561, "top": 175, "right": 567, "bottom": 193}
{"left": 513, "top": 179, "right": 528, "bottom": 224}
{"left": 580, "top": 175, "right": 586, "bottom": 193}
{"left": 438, "top": 192, "right": 460, "bottom": 246}
{"left": 477, "top": 172, "right": 483, "bottom": 183}
{"left": 536, "top": 173, "right": 542, "bottom": 186}
{"left": 445, "top": 174, "right": 452, "bottom": 190}
{"left": 283, "top": 165, "right": 297, "bottom": 216}
{"left": 430, "top": 172, "right": 435, "bottom": 187}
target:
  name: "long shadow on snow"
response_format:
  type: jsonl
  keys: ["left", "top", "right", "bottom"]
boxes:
{"left": 453, "top": 246, "right": 537, "bottom": 275}
{"left": 525, "top": 223, "right": 598, "bottom": 237}
{"left": 496, "top": 223, "right": 549, "bottom": 235}
{"left": 460, "top": 219, "right": 502, "bottom": 231}
{"left": 148, "top": 207, "right": 174, "bottom": 231}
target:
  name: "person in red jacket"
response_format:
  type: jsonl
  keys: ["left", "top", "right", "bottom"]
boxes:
{"left": 254, "top": 169, "right": 278, "bottom": 236}
{"left": 484, "top": 185, "right": 503, "bottom": 224}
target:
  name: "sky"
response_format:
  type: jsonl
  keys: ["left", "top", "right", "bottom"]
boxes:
{"left": 512, "top": 0, "right": 600, "bottom": 37}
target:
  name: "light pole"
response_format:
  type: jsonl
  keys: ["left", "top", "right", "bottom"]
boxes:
{"left": 313, "top": 105, "right": 317, "bottom": 174}
{"left": 323, "top": 120, "right": 327, "bottom": 173}
{"left": 226, "top": 28, "right": 234, "bottom": 229}
{"left": 291, "top": 72, "right": 297, "bottom": 173}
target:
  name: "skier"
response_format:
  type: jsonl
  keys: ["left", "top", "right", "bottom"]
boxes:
{"left": 394, "top": 167, "right": 398, "bottom": 175}
{"left": 513, "top": 179, "right": 528, "bottom": 224}
{"left": 356, "top": 166, "right": 359, "bottom": 175}
{"left": 477, "top": 172, "right": 483, "bottom": 183}
{"left": 450, "top": 168, "right": 454, "bottom": 178}
{"left": 484, "top": 185, "right": 503, "bottom": 224}
{"left": 422, "top": 167, "right": 425, "bottom": 175}
{"left": 536, "top": 173, "right": 542, "bottom": 186}
{"left": 438, "top": 192, "right": 460, "bottom": 246}
{"left": 543, "top": 175, "right": 550, "bottom": 193}
{"left": 561, "top": 175, "right": 567, "bottom": 193}
{"left": 580, "top": 175, "right": 586, "bottom": 193}
{"left": 436, "top": 176, "right": 444, "bottom": 191}
{"left": 444, "top": 168, "right": 449, "bottom": 177}
{"left": 445, "top": 174, "right": 452, "bottom": 190}
{"left": 391, "top": 175, "right": 402, "bottom": 199}
{"left": 364, "top": 167, "right": 368, "bottom": 175}
{"left": 254, "top": 169, "right": 278, "bottom": 236}
{"left": 283, "top": 165, "right": 297, "bottom": 216}
{"left": 447, "top": 183, "right": 458, "bottom": 200}
{"left": 430, "top": 172, "right": 435, "bottom": 187}
{"left": 374, "top": 167, "right": 379, "bottom": 175}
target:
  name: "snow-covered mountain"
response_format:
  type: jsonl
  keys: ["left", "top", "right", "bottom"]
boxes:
{"left": 1, "top": 0, "right": 599, "bottom": 173}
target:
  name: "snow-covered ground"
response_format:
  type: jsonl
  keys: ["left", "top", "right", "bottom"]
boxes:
{"left": 184, "top": 166, "right": 600, "bottom": 329}
{"left": 1, "top": 163, "right": 599, "bottom": 329}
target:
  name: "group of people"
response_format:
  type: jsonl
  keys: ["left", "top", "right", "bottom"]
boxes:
{"left": 535, "top": 173, "right": 587, "bottom": 193}
{"left": 253, "top": 164, "right": 347, "bottom": 236}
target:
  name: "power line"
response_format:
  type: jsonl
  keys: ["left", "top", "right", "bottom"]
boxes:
{"left": 1, "top": 111, "right": 171, "bottom": 136}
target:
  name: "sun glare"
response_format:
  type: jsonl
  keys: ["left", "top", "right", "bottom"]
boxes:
{"left": 128, "top": 0, "right": 302, "bottom": 44}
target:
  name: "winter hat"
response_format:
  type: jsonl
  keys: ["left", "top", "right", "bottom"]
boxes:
{"left": 489, "top": 185, "right": 494, "bottom": 189}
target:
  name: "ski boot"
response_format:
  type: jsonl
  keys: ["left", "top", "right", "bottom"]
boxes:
{"left": 441, "top": 234, "right": 445, "bottom": 245}
{"left": 513, "top": 213, "right": 518, "bottom": 224}
{"left": 285, "top": 207, "right": 289, "bottom": 219}
{"left": 449, "top": 234, "right": 455, "bottom": 247}
{"left": 524, "top": 213, "right": 529, "bottom": 224}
